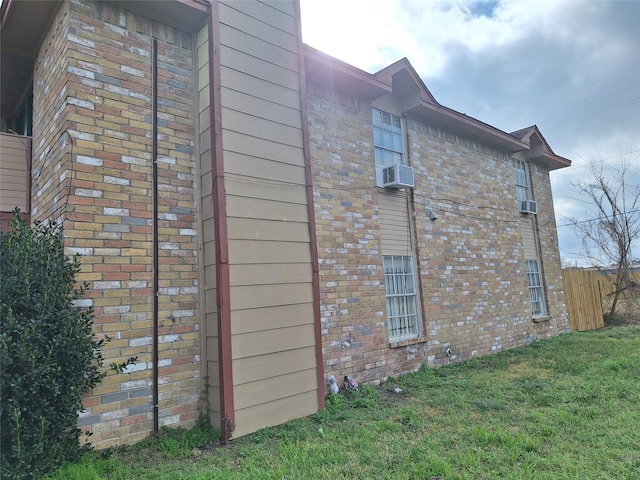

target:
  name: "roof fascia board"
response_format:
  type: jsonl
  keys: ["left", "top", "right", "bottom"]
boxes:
{"left": 411, "top": 101, "right": 529, "bottom": 152}
{"left": 303, "top": 45, "right": 389, "bottom": 87}
{"left": 303, "top": 45, "right": 528, "bottom": 152}
{"left": 303, "top": 44, "right": 390, "bottom": 100}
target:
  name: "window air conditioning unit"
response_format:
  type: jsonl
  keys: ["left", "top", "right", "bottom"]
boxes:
{"left": 519, "top": 199, "right": 538, "bottom": 214}
{"left": 382, "top": 164, "right": 415, "bottom": 188}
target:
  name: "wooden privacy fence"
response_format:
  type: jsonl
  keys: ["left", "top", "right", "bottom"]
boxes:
{"left": 596, "top": 271, "right": 640, "bottom": 298}
{"left": 562, "top": 269, "right": 604, "bottom": 331}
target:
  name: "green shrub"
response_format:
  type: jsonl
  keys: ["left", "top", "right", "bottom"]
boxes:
{"left": 1, "top": 212, "right": 109, "bottom": 479}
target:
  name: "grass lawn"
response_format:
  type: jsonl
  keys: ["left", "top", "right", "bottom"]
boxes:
{"left": 48, "top": 325, "right": 640, "bottom": 480}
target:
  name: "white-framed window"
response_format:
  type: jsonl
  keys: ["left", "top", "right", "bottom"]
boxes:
{"left": 514, "top": 159, "right": 529, "bottom": 202}
{"left": 526, "top": 259, "right": 546, "bottom": 317}
{"left": 383, "top": 255, "right": 420, "bottom": 341}
{"left": 373, "top": 108, "right": 403, "bottom": 167}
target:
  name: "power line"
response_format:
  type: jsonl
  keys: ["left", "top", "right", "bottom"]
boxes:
{"left": 542, "top": 96, "right": 640, "bottom": 133}
{"left": 498, "top": 61, "right": 640, "bottom": 123}
{"left": 534, "top": 83, "right": 639, "bottom": 125}
{"left": 551, "top": 149, "right": 640, "bottom": 174}
{"left": 556, "top": 208, "right": 640, "bottom": 228}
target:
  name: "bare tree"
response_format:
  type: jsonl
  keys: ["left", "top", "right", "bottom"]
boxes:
{"left": 569, "top": 158, "right": 640, "bottom": 320}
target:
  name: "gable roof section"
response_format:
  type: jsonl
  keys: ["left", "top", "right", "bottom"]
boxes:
{"left": 303, "top": 45, "right": 571, "bottom": 167}
{"left": 374, "top": 58, "right": 438, "bottom": 105}
{"left": 510, "top": 125, "right": 571, "bottom": 170}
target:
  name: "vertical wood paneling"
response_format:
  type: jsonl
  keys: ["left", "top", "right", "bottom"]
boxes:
{"left": 563, "top": 269, "right": 604, "bottom": 331}
{"left": 520, "top": 216, "right": 537, "bottom": 259}
{"left": 379, "top": 189, "right": 411, "bottom": 256}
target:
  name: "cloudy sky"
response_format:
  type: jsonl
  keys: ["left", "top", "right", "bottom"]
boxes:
{"left": 300, "top": 0, "right": 640, "bottom": 266}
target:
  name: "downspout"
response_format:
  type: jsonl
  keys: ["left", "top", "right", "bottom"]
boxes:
{"left": 293, "top": 0, "right": 325, "bottom": 409}
{"left": 151, "top": 38, "right": 160, "bottom": 434}
{"left": 209, "top": 0, "right": 235, "bottom": 443}
{"left": 402, "top": 114, "right": 426, "bottom": 333}
{"left": 529, "top": 162, "right": 549, "bottom": 317}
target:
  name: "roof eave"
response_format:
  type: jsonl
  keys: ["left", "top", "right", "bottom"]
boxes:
{"left": 512, "top": 126, "right": 572, "bottom": 170}
{"left": 531, "top": 153, "right": 572, "bottom": 171}
{"left": 303, "top": 44, "right": 390, "bottom": 101}
{"left": 303, "top": 46, "right": 528, "bottom": 152}
{"left": 107, "top": 0, "right": 210, "bottom": 31}
{"left": 405, "top": 102, "right": 529, "bottom": 153}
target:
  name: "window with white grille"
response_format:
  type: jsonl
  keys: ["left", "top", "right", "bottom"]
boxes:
{"left": 526, "top": 259, "right": 546, "bottom": 317}
{"left": 373, "top": 108, "right": 403, "bottom": 167}
{"left": 383, "top": 255, "right": 420, "bottom": 340}
{"left": 514, "top": 159, "right": 529, "bottom": 202}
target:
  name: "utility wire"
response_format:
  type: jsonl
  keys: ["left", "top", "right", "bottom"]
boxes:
{"left": 498, "top": 61, "right": 640, "bottom": 123}
{"left": 534, "top": 83, "right": 639, "bottom": 125}
{"left": 551, "top": 149, "right": 640, "bottom": 174}
{"left": 556, "top": 208, "right": 640, "bottom": 228}
{"left": 542, "top": 96, "right": 640, "bottom": 133}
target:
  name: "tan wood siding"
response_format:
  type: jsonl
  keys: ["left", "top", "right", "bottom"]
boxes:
{"left": 219, "top": 0, "right": 318, "bottom": 437}
{"left": 220, "top": 66, "right": 301, "bottom": 109}
{"left": 226, "top": 217, "right": 310, "bottom": 243}
{"left": 232, "top": 323, "right": 316, "bottom": 361}
{"left": 233, "top": 390, "right": 317, "bottom": 437}
{"left": 232, "top": 346, "right": 317, "bottom": 385}
{"left": 223, "top": 129, "right": 304, "bottom": 166}
{"left": 197, "top": 24, "right": 221, "bottom": 426}
{"left": 0, "top": 133, "right": 30, "bottom": 212}
{"left": 221, "top": 108, "right": 304, "bottom": 148}
{"left": 230, "top": 283, "right": 314, "bottom": 310}
{"left": 231, "top": 262, "right": 312, "bottom": 286}
{"left": 204, "top": 256, "right": 217, "bottom": 288}
{"left": 231, "top": 303, "right": 316, "bottom": 335}
{"left": 520, "top": 216, "right": 537, "bottom": 259}
{"left": 219, "top": 23, "right": 298, "bottom": 71}
{"left": 219, "top": 45, "right": 300, "bottom": 90}
{"left": 228, "top": 239, "right": 312, "bottom": 265}
{"left": 224, "top": 151, "right": 306, "bottom": 183}
{"left": 225, "top": 175, "right": 307, "bottom": 205}
{"left": 233, "top": 367, "right": 317, "bottom": 410}
{"left": 379, "top": 189, "right": 412, "bottom": 256}
{"left": 226, "top": 195, "right": 311, "bottom": 223}
{"left": 221, "top": 87, "right": 302, "bottom": 129}
{"left": 219, "top": 1, "right": 297, "bottom": 48}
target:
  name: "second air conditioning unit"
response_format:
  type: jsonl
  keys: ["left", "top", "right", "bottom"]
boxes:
{"left": 519, "top": 199, "right": 538, "bottom": 214}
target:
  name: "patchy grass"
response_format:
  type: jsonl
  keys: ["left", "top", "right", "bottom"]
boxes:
{"left": 47, "top": 326, "right": 640, "bottom": 480}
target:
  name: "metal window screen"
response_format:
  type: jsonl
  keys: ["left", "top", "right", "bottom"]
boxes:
{"left": 383, "top": 255, "right": 419, "bottom": 340}
{"left": 526, "top": 260, "right": 546, "bottom": 316}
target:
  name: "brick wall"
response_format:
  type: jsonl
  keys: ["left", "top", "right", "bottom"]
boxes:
{"left": 528, "top": 161, "right": 569, "bottom": 337}
{"left": 307, "top": 81, "right": 569, "bottom": 390}
{"left": 31, "top": 0, "right": 200, "bottom": 448}
{"left": 31, "top": 1, "right": 70, "bottom": 223}
{"left": 308, "top": 84, "right": 395, "bottom": 388}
